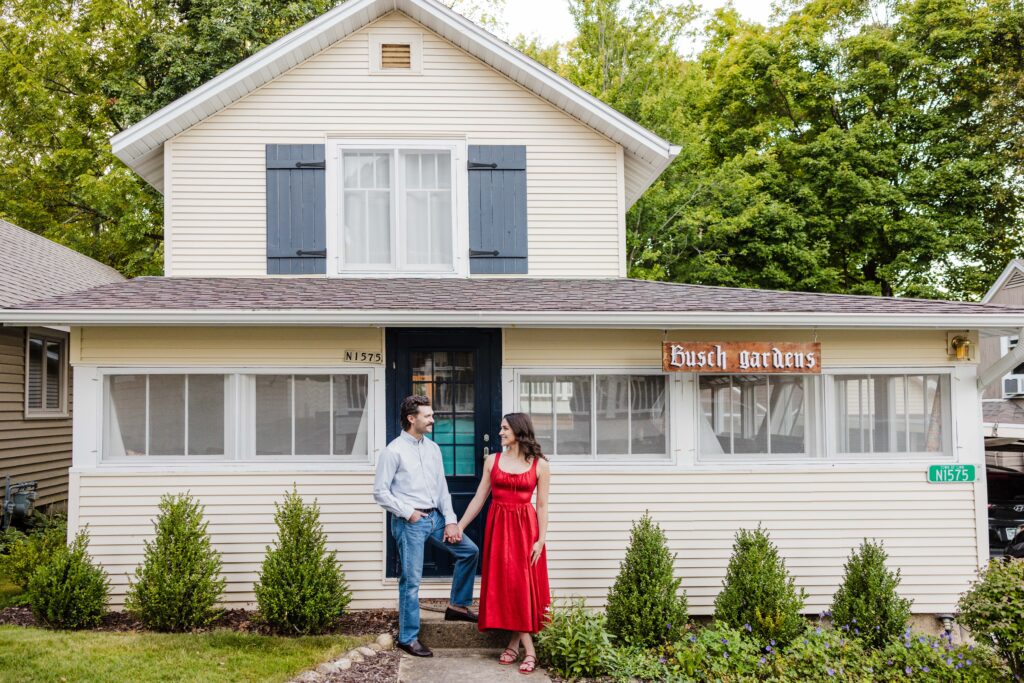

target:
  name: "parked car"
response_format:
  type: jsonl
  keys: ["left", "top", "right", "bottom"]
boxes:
{"left": 987, "top": 465, "right": 1024, "bottom": 556}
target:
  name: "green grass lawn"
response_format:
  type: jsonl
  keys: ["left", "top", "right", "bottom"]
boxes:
{"left": 0, "top": 626, "right": 372, "bottom": 683}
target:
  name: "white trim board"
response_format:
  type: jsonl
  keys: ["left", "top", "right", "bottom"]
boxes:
{"left": 109, "top": 0, "right": 678, "bottom": 206}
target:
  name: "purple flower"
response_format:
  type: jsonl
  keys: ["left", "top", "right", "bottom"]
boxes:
{"left": 659, "top": 657, "right": 666, "bottom": 664}
{"left": 721, "top": 638, "right": 728, "bottom": 645}
{"left": 723, "top": 652, "right": 729, "bottom": 659}
{"left": 770, "top": 640, "right": 776, "bottom": 646}
{"left": 744, "top": 623, "right": 752, "bottom": 632}
{"left": 851, "top": 618, "right": 857, "bottom": 623}
{"left": 922, "top": 666, "right": 930, "bottom": 673}
{"left": 765, "top": 644, "right": 773, "bottom": 653}
{"left": 827, "top": 667, "right": 835, "bottom": 676}
{"left": 854, "top": 628, "right": 859, "bottom": 635}
{"left": 815, "top": 627, "right": 822, "bottom": 634}
{"left": 666, "top": 623, "right": 672, "bottom": 630}
{"left": 945, "top": 658, "right": 953, "bottom": 666}
{"left": 967, "top": 659, "right": 973, "bottom": 666}
{"left": 688, "top": 635, "right": 697, "bottom": 643}
{"left": 759, "top": 657, "right": 766, "bottom": 665}
{"left": 905, "top": 666, "right": 912, "bottom": 674}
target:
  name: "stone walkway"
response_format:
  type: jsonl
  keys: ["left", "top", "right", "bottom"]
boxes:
{"left": 398, "top": 648, "right": 552, "bottom": 682}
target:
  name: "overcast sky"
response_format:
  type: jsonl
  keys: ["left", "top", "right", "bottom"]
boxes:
{"left": 501, "top": 0, "right": 777, "bottom": 50}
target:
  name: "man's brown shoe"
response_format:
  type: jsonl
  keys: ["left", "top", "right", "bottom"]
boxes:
{"left": 444, "top": 606, "right": 479, "bottom": 623}
{"left": 397, "top": 639, "right": 433, "bottom": 657}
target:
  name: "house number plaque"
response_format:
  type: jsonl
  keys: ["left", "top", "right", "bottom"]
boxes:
{"left": 343, "top": 350, "right": 384, "bottom": 364}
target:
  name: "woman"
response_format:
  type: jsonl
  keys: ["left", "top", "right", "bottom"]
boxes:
{"left": 457, "top": 412, "right": 551, "bottom": 675}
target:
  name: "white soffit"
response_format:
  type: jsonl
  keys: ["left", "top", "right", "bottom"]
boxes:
{"left": 110, "top": 0, "right": 678, "bottom": 203}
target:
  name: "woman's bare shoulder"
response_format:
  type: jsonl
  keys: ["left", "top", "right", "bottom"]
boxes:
{"left": 537, "top": 457, "right": 551, "bottom": 473}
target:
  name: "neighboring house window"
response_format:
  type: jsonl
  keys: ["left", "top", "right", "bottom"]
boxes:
{"left": 252, "top": 374, "right": 369, "bottom": 459}
{"left": 1000, "top": 336, "right": 1024, "bottom": 397}
{"left": 105, "top": 374, "right": 227, "bottom": 457}
{"left": 338, "top": 145, "right": 455, "bottom": 272}
{"left": 518, "top": 373, "right": 668, "bottom": 460}
{"left": 832, "top": 373, "right": 950, "bottom": 456}
{"left": 25, "top": 331, "right": 67, "bottom": 417}
{"left": 698, "top": 375, "right": 813, "bottom": 459}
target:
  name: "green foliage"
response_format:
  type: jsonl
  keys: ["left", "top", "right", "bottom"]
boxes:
{"left": 0, "top": 527, "right": 26, "bottom": 556}
{"left": 254, "top": 488, "right": 351, "bottom": 634}
{"left": 605, "top": 512, "right": 688, "bottom": 648}
{"left": 0, "top": 517, "right": 67, "bottom": 590}
{"left": 535, "top": 598, "right": 613, "bottom": 679}
{"left": 957, "top": 557, "right": 1024, "bottom": 679}
{"left": 125, "top": 493, "right": 225, "bottom": 632}
{"left": 520, "top": 0, "right": 1024, "bottom": 300}
{"left": 829, "top": 539, "right": 912, "bottom": 648}
{"left": 713, "top": 526, "right": 807, "bottom": 645}
{"left": 26, "top": 529, "right": 109, "bottom": 630}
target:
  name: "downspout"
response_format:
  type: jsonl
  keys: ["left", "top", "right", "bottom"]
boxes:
{"left": 977, "top": 327, "right": 1024, "bottom": 390}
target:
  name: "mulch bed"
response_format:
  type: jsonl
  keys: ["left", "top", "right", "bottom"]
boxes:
{"left": 0, "top": 606, "right": 398, "bottom": 637}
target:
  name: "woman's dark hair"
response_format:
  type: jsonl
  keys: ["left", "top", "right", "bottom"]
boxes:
{"left": 400, "top": 395, "right": 431, "bottom": 430}
{"left": 503, "top": 412, "right": 547, "bottom": 462}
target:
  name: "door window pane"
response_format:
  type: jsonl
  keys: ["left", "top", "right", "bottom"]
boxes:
{"left": 520, "top": 376, "right": 554, "bottom": 455}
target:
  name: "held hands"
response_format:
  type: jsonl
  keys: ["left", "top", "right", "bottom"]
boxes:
{"left": 530, "top": 540, "right": 545, "bottom": 566}
{"left": 444, "top": 523, "right": 463, "bottom": 544}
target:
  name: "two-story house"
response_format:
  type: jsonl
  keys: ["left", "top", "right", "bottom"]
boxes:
{"left": 6, "top": 0, "right": 1024, "bottom": 623}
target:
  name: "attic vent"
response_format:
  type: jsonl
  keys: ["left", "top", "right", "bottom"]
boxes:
{"left": 381, "top": 43, "right": 412, "bottom": 69}
{"left": 1007, "top": 270, "right": 1024, "bottom": 289}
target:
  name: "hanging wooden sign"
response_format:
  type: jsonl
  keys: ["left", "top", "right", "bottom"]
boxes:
{"left": 662, "top": 342, "right": 821, "bottom": 373}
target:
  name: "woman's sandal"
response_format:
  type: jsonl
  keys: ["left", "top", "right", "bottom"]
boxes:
{"left": 519, "top": 654, "right": 537, "bottom": 675}
{"left": 498, "top": 647, "right": 519, "bottom": 665}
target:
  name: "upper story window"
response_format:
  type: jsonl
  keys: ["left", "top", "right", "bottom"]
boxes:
{"left": 340, "top": 148, "right": 454, "bottom": 271}
{"left": 25, "top": 330, "right": 68, "bottom": 418}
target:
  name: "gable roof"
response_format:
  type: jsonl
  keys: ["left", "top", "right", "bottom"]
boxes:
{"left": 6, "top": 276, "right": 1024, "bottom": 329}
{"left": 983, "top": 260, "right": 1024, "bottom": 303}
{"left": 0, "top": 219, "right": 125, "bottom": 308}
{"left": 109, "top": 0, "right": 679, "bottom": 205}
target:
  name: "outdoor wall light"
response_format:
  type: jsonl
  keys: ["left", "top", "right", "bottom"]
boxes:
{"left": 948, "top": 334, "right": 973, "bottom": 361}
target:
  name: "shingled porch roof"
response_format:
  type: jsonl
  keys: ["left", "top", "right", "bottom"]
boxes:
{"left": 4, "top": 277, "right": 1024, "bottom": 330}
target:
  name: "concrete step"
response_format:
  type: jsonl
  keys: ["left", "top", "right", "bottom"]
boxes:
{"left": 417, "top": 608, "right": 509, "bottom": 649}
{"left": 399, "top": 648, "right": 552, "bottom": 683}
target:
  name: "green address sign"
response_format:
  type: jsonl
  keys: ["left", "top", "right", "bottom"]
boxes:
{"left": 928, "top": 464, "right": 976, "bottom": 483}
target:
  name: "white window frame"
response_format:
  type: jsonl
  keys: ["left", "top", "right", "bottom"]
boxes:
{"left": 24, "top": 328, "right": 69, "bottom": 419}
{"left": 694, "top": 373, "right": 822, "bottom": 464}
{"left": 240, "top": 369, "right": 374, "bottom": 463}
{"left": 512, "top": 367, "right": 673, "bottom": 463}
{"left": 98, "top": 367, "right": 377, "bottom": 466}
{"left": 824, "top": 367, "right": 954, "bottom": 461}
{"left": 325, "top": 138, "right": 468, "bottom": 277}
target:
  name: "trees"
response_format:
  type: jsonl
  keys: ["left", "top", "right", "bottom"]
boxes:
{"left": 524, "top": 0, "right": 1024, "bottom": 299}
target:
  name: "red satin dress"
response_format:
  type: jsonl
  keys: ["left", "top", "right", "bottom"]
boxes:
{"left": 477, "top": 451, "right": 551, "bottom": 633}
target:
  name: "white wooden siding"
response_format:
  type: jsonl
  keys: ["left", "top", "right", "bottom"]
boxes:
{"left": 167, "top": 11, "right": 624, "bottom": 278}
{"left": 74, "top": 469, "right": 978, "bottom": 613}
{"left": 72, "top": 327, "right": 383, "bottom": 365}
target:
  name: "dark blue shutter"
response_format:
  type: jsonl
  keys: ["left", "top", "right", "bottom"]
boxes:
{"left": 266, "top": 144, "right": 326, "bottom": 274}
{"left": 468, "top": 145, "right": 527, "bottom": 274}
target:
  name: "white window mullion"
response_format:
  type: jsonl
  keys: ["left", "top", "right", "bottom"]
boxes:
{"left": 766, "top": 376, "right": 773, "bottom": 456}
{"left": 290, "top": 375, "right": 296, "bottom": 457}
{"left": 392, "top": 150, "right": 401, "bottom": 270}
{"left": 329, "top": 375, "right": 335, "bottom": 457}
{"left": 590, "top": 374, "right": 597, "bottom": 461}
{"left": 626, "top": 375, "right": 633, "bottom": 458}
{"left": 144, "top": 376, "right": 151, "bottom": 457}
{"left": 184, "top": 376, "right": 190, "bottom": 456}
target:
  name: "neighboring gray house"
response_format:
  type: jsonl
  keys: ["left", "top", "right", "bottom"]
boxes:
{"left": 0, "top": 219, "right": 124, "bottom": 508}
{"left": 980, "top": 259, "right": 1024, "bottom": 471}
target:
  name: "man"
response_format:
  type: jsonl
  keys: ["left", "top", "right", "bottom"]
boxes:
{"left": 373, "top": 395, "right": 480, "bottom": 657}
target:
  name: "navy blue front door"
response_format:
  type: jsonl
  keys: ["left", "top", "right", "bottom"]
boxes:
{"left": 385, "top": 328, "right": 501, "bottom": 578}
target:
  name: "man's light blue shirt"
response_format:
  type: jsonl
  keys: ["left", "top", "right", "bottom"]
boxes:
{"left": 373, "top": 430, "right": 457, "bottom": 525}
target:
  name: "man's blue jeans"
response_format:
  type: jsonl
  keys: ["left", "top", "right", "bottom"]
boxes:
{"left": 391, "top": 510, "right": 479, "bottom": 645}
